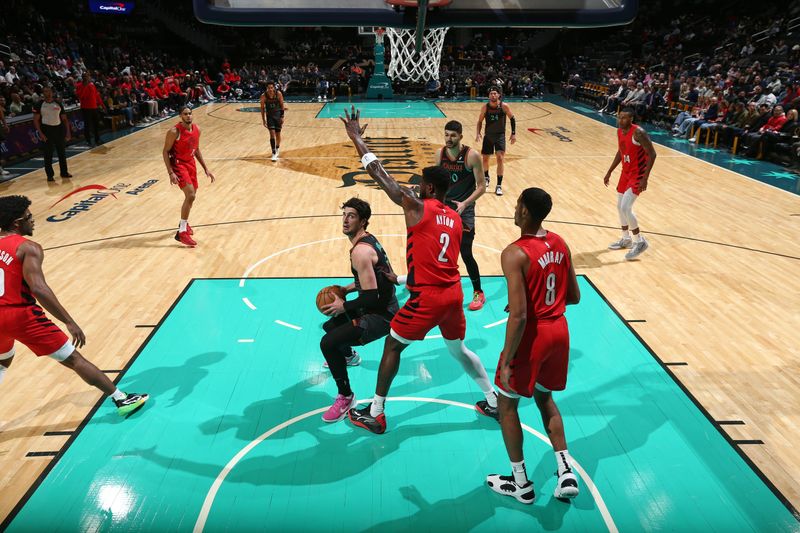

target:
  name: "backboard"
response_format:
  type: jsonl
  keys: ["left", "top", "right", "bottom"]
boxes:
{"left": 193, "top": 0, "right": 638, "bottom": 28}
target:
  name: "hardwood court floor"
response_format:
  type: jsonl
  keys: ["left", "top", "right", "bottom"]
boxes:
{"left": 0, "top": 100, "right": 798, "bottom": 523}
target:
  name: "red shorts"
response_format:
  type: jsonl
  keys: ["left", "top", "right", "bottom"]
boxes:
{"left": 173, "top": 162, "right": 198, "bottom": 190}
{"left": 616, "top": 171, "right": 642, "bottom": 195}
{"left": 390, "top": 283, "right": 466, "bottom": 342}
{"left": 0, "top": 305, "right": 70, "bottom": 357}
{"left": 495, "top": 315, "right": 569, "bottom": 397}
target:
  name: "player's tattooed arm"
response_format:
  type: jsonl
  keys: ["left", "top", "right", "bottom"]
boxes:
{"left": 634, "top": 126, "right": 656, "bottom": 191}
{"left": 341, "top": 105, "right": 422, "bottom": 215}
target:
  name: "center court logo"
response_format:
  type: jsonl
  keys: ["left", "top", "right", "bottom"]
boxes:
{"left": 528, "top": 126, "right": 573, "bottom": 142}
{"left": 47, "top": 180, "right": 158, "bottom": 222}
{"left": 241, "top": 136, "right": 522, "bottom": 186}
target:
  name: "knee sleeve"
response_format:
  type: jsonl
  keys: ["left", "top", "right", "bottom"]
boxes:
{"left": 620, "top": 189, "right": 639, "bottom": 230}
{"left": 616, "top": 193, "right": 628, "bottom": 226}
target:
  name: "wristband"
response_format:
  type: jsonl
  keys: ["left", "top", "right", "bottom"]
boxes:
{"left": 361, "top": 152, "right": 378, "bottom": 168}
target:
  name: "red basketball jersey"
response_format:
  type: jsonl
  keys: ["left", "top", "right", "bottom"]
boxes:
{"left": 0, "top": 234, "right": 36, "bottom": 307}
{"left": 169, "top": 122, "right": 199, "bottom": 165}
{"left": 513, "top": 232, "right": 571, "bottom": 320}
{"left": 406, "top": 199, "right": 462, "bottom": 288}
{"left": 617, "top": 125, "right": 647, "bottom": 177}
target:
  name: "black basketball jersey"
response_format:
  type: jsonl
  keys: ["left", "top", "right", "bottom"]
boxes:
{"left": 440, "top": 145, "right": 475, "bottom": 205}
{"left": 350, "top": 233, "right": 397, "bottom": 315}
{"left": 484, "top": 102, "right": 506, "bottom": 137}
{"left": 263, "top": 92, "right": 281, "bottom": 113}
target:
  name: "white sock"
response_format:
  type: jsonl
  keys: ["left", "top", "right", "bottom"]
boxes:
{"left": 179, "top": 219, "right": 188, "bottom": 232}
{"left": 555, "top": 450, "right": 573, "bottom": 476}
{"left": 370, "top": 395, "right": 386, "bottom": 417}
{"left": 485, "top": 390, "right": 497, "bottom": 408}
{"left": 396, "top": 275, "right": 407, "bottom": 286}
{"left": 0, "top": 366, "right": 7, "bottom": 385}
{"left": 511, "top": 459, "right": 528, "bottom": 486}
{"left": 632, "top": 232, "right": 641, "bottom": 242}
{"left": 111, "top": 389, "right": 127, "bottom": 401}
{"left": 621, "top": 230, "right": 631, "bottom": 239}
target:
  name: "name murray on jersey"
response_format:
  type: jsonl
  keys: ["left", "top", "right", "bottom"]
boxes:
{"left": 537, "top": 250, "right": 565, "bottom": 269}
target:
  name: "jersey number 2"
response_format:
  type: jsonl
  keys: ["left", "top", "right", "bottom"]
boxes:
{"left": 545, "top": 272, "right": 556, "bottom": 305}
{"left": 438, "top": 233, "right": 450, "bottom": 263}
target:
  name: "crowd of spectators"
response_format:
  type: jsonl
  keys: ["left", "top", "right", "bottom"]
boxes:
{"left": 0, "top": 0, "right": 549, "bottom": 135}
{"left": 561, "top": 0, "right": 800, "bottom": 167}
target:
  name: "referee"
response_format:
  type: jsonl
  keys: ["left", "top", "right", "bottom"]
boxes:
{"left": 34, "top": 87, "right": 72, "bottom": 182}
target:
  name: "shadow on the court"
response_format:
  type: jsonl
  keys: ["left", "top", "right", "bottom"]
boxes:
{"left": 0, "top": 391, "right": 93, "bottom": 443}
{"left": 78, "top": 232, "right": 192, "bottom": 250}
{"left": 131, "top": 398, "right": 495, "bottom": 487}
{"left": 363, "top": 484, "right": 571, "bottom": 533}
{"left": 112, "top": 351, "right": 227, "bottom": 408}
{"left": 571, "top": 248, "right": 627, "bottom": 269}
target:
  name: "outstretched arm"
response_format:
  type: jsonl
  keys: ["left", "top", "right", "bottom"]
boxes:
{"left": 20, "top": 242, "right": 85, "bottom": 347}
{"left": 341, "top": 106, "right": 423, "bottom": 225}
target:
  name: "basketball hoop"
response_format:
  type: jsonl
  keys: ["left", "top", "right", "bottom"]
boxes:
{"left": 383, "top": 0, "right": 451, "bottom": 82}
{"left": 385, "top": 26, "right": 448, "bottom": 82}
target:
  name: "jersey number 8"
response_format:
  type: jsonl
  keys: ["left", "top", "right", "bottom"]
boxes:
{"left": 545, "top": 272, "right": 557, "bottom": 305}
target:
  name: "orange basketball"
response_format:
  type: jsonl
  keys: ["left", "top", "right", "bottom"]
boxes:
{"left": 316, "top": 285, "right": 345, "bottom": 313}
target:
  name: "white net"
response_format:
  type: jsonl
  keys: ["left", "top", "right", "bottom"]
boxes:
{"left": 385, "top": 26, "right": 449, "bottom": 82}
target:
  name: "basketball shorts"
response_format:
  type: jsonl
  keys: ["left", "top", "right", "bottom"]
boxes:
{"left": 267, "top": 112, "right": 283, "bottom": 132}
{"left": 390, "top": 283, "right": 466, "bottom": 342}
{"left": 173, "top": 162, "right": 198, "bottom": 190}
{"left": 616, "top": 171, "right": 642, "bottom": 195}
{"left": 0, "top": 305, "right": 72, "bottom": 358}
{"left": 494, "top": 315, "right": 570, "bottom": 397}
{"left": 355, "top": 312, "right": 393, "bottom": 345}
{"left": 481, "top": 134, "right": 506, "bottom": 155}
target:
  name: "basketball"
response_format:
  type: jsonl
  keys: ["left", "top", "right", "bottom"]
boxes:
{"left": 316, "top": 285, "right": 345, "bottom": 313}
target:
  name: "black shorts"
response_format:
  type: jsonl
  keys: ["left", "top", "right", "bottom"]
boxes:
{"left": 460, "top": 205, "right": 475, "bottom": 232}
{"left": 355, "top": 312, "right": 393, "bottom": 345}
{"left": 267, "top": 112, "right": 283, "bottom": 132}
{"left": 481, "top": 135, "right": 506, "bottom": 155}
